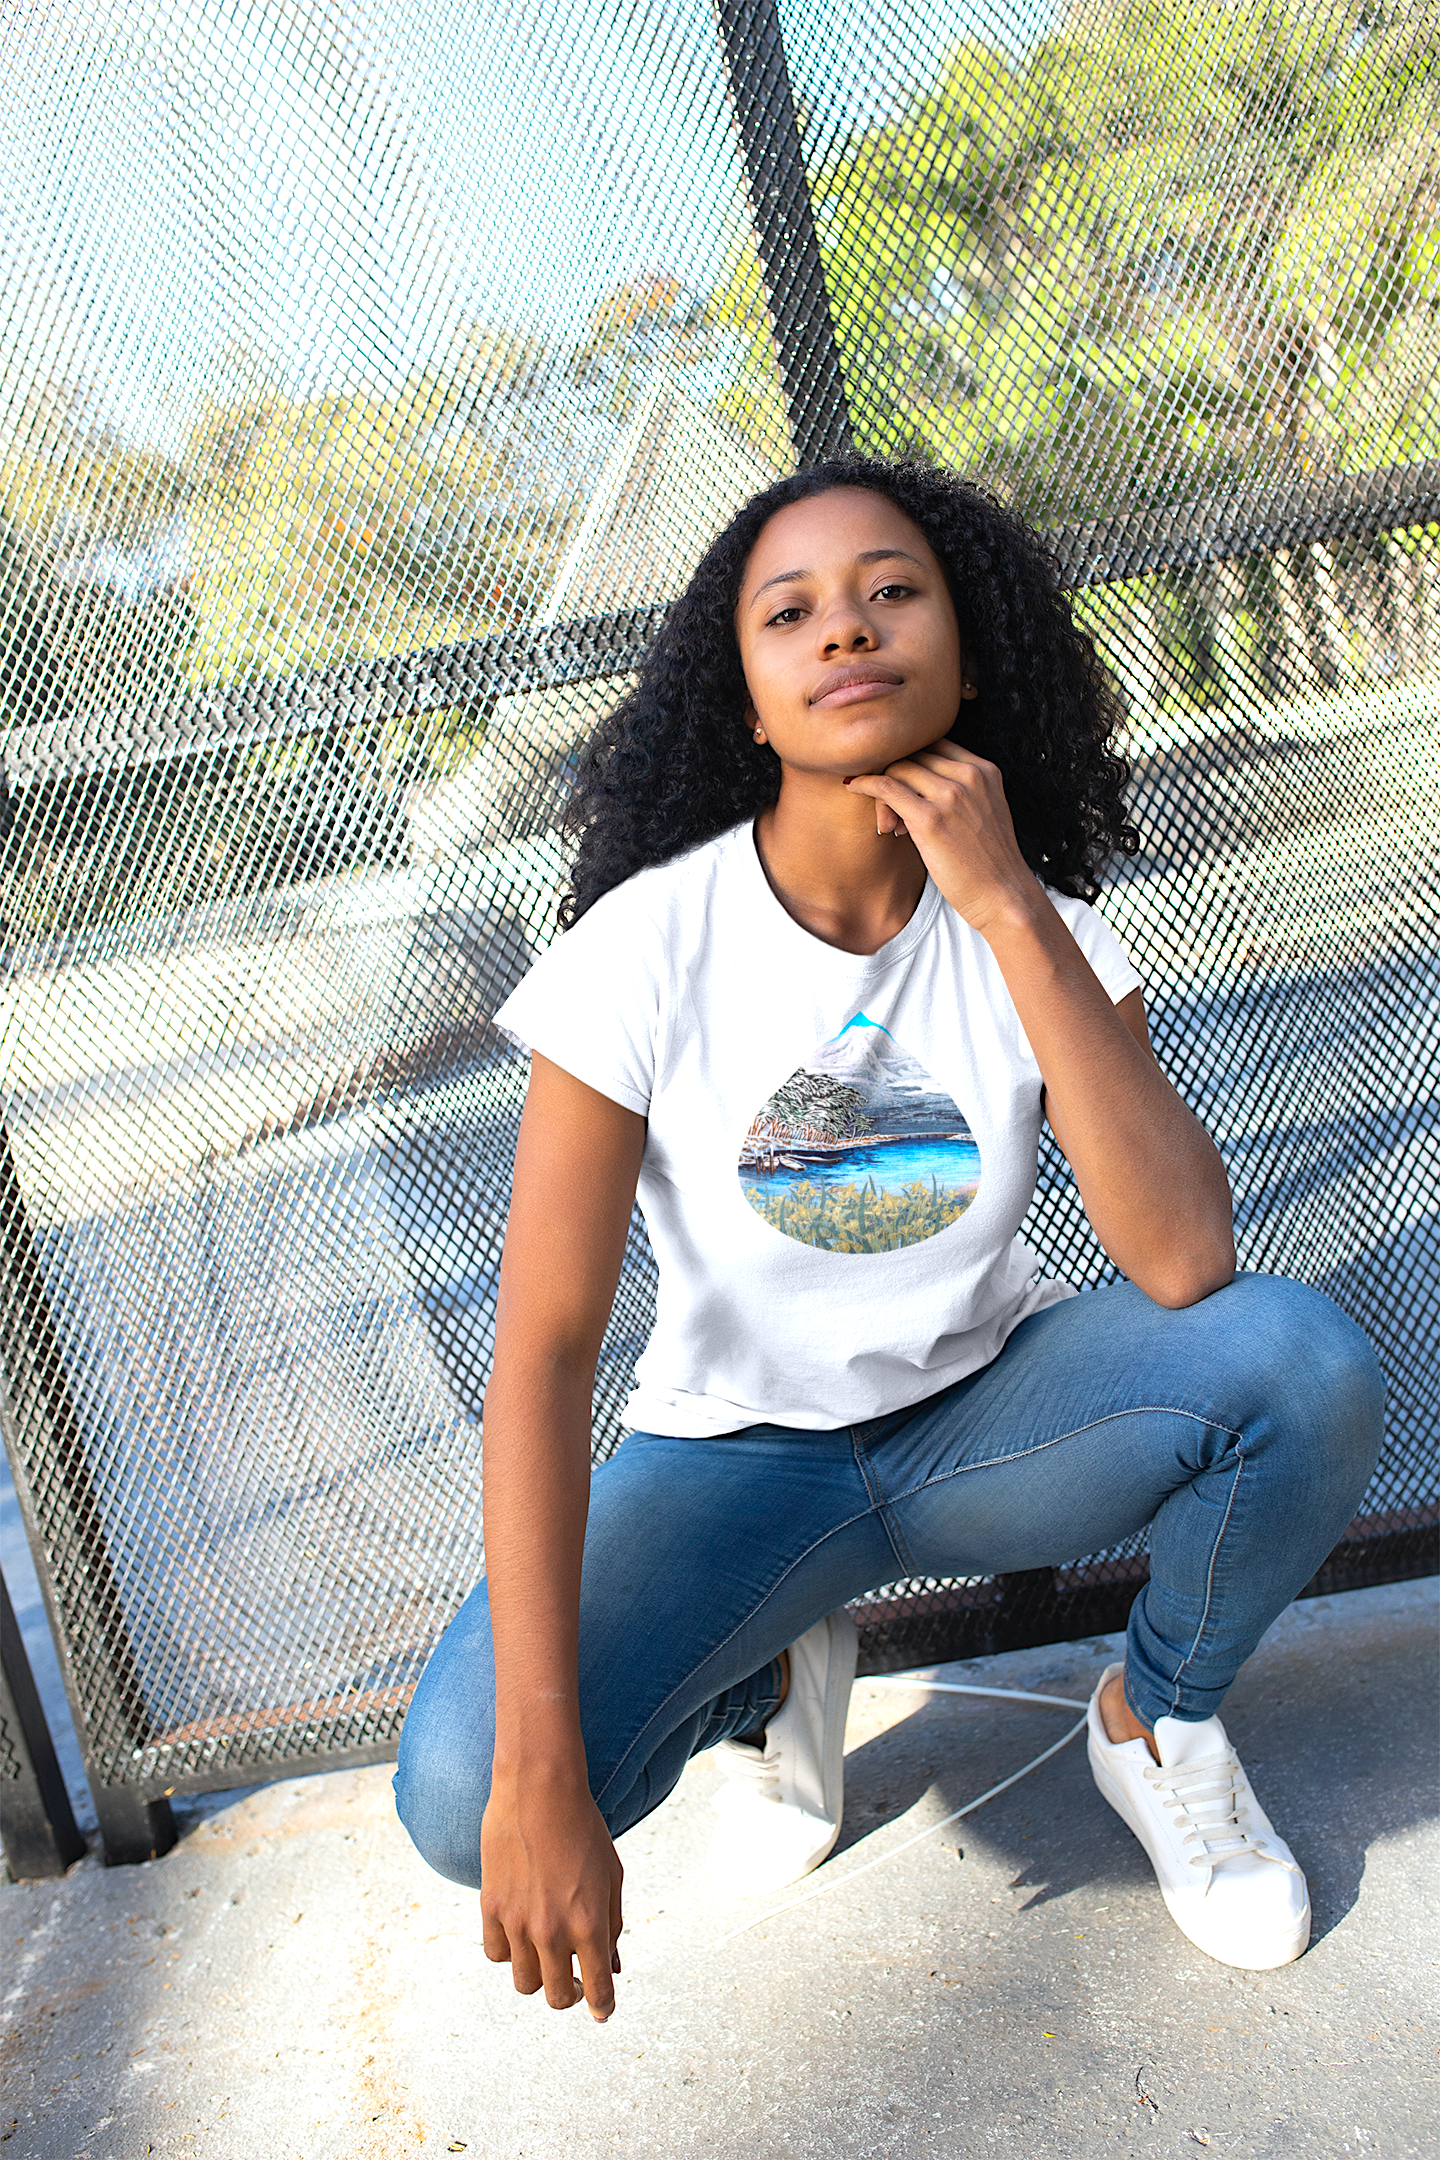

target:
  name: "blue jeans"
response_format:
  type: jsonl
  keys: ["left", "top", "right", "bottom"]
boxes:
{"left": 395, "top": 1275, "right": 1382, "bottom": 1889}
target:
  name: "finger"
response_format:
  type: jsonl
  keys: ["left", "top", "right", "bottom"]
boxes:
{"left": 481, "top": 1912, "right": 513, "bottom": 1966}
{"left": 910, "top": 745, "right": 974, "bottom": 775}
{"left": 885, "top": 752, "right": 967, "bottom": 790}
{"left": 876, "top": 759, "right": 979, "bottom": 809}
{"left": 847, "top": 776, "right": 934, "bottom": 838}
{"left": 610, "top": 1866, "right": 625, "bottom": 1968}
{"left": 539, "top": 1940, "right": 586, "bottom": 2012}
{"left": 578, "top": 1931, "right": 617, "bottom": 2021}
{"left": 508, "top": 1938, "right": 545, "bottom": 1997}
{"left": 843, "top": 772, "right": 922, "bottom": 807}
{"left": 910, "top": 745, "right": 996, "bottom": 783}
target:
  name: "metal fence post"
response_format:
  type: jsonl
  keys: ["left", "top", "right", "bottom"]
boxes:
{"left": 1, "top": 1568, "right": 86, "bottom": 1878}
{"left": 713, "top": 0, "right": 852, "bottom": 464}
{"left": 0, "top": 1130, "right": 176, "bottom": 1864}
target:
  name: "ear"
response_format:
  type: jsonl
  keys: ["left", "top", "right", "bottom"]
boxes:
{"left": 958, "top": 644, "right": 979, "bottom": 700}
{"left": 743, "top": 697, "right": 768, "bottom": 746}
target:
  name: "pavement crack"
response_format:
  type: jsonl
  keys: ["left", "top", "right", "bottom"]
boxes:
{"left": 1134, "top": 2062, "right": 1162, "bottom": 2112}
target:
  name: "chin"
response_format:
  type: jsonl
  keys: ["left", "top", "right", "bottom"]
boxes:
{"left": 818, "top": 727, "right": 930, "bottom": 772}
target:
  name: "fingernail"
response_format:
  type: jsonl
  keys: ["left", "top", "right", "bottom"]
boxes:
{"left": 612, "top": 1951, "right": 622, "bottom": 1974}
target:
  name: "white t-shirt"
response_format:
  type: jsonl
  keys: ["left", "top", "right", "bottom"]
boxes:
{"left": 494, "top": 821, "right": 1143, "bottom": 1437}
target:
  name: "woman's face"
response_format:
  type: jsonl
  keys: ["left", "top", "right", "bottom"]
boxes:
{"left": 733, "top": 487, "right": 973, "bottom": 779}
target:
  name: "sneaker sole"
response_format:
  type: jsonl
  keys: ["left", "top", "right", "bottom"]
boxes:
{"left": 705, "top": 1610, "right": 859, "bottom": 1897}
{"left": 1088, "top": 1732, "right": 1312, "bottom": 1971}
{"left": 707, "top": 1812, "right": 844, "bottom": 1897}
{"left": 816, "top": 1609, "right": 859, "bottom": 1847}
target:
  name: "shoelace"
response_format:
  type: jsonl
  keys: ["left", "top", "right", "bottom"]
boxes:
{"left": 1142, "top": 1746, "right": 1292, "bottom": 1877}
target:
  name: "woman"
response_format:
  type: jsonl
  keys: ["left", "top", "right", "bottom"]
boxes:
{"left": 394, "top": 457, "right": 1383, "bottom": 2022}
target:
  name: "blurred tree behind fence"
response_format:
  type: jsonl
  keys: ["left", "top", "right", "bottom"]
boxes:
{"left": 4, "top": 1, "right": 1436, "bottom": 916}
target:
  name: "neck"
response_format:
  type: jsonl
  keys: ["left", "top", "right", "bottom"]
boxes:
{"left": 753, "top": 769, "right": 928, "bottom": 955}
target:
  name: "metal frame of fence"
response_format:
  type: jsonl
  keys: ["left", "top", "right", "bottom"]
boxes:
{"left": 2, "top": 0, "right": 1436, "bottom": 1865}
{"left": 1, "top": 1567, "right": 86, "bottom": 1879}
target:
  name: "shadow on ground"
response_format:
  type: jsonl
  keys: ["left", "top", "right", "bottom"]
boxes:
{"left": 833, "top": 1592, "right": 1429, "bottom": 1952}
{"left": 1, "top": 1580, "right": 1434, "bottom": 2160}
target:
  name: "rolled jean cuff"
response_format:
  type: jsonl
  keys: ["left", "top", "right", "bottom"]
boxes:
{"left": 1123, "top": 1589, "right": 1240, "bottom": 1728}
{"left": 707, "top": 1654, "right": 787, "bottom": 1748}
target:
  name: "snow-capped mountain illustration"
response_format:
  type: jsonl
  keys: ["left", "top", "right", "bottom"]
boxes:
{"left": 805, "top": 1013, "right": 969, "bottom": 1138}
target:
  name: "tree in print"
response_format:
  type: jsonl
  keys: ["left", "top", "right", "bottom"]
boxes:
{"left": 749, "top": 1069, "right": 874, "bottom": 1147}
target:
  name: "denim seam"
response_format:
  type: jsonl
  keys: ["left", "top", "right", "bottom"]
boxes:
{"left": 1162, "top": 1449, "right": 1246, "bottom": 1720}
{"left": 592, "top": 1502, "right": 880, "bottom": 1810}
{"left": 851, "top": 1427, "right": 917, "bottom": 1576}
{"left": 880, "top": 1404, "right": 1247, "bottom": 1513}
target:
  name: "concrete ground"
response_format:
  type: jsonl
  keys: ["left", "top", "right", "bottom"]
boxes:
{"left": 1, "top": 1577, "right": 1435, "bottom": 2160}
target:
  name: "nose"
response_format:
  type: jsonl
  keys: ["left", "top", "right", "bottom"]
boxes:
{"left": 817, "top": 598, "right": 876, "bottom": 657}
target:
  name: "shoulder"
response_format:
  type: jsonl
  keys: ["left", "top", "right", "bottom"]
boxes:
{"left": 493, "top": 826, "right": 747, "bottom": 1104}
{"left": 1040, "top": 885, "right": 1103, "bottom": 935}
{"left": 564, "top": 824, "right": 745, "bottom": 944}
{"left": 1039, "top": 882, "right": 1121, "bottom": 938}
{"left": 1041, "top": 883, "right": 1144, "bottom": 1000}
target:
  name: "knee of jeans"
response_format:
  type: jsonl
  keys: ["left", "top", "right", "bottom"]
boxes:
{"left": 1233, "top": 1274, "right": 1385, "bottom": 1468}
{"left": 393, "top": 1720, "right": 488, "bottom": 1891}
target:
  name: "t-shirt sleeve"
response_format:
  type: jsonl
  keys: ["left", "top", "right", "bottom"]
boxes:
{"left": 1044, "top": 888, "right": 1145, "bottom": 1006}
{"left": 492, "top": 893, "right": 657, "bottom": 1116}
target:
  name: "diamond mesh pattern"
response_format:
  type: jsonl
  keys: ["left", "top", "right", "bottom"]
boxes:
{"left": 0, "top": 1702, "right": 20, "bottom": 1786}
{"left": 0, "top": 0, "right": 1435, "bottom": 1791}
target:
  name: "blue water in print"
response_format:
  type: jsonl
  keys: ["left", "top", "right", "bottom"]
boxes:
{"left": 742, "top": 1134, "right": 981, "bottom": 1199}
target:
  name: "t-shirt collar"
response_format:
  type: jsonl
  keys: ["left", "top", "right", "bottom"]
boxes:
{"left": 729, "top": 819, "right": 945, "bottom": 978}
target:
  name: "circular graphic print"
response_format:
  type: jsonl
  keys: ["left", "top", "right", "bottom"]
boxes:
{"left": 738, "top": 1013, "right": 981, "bottom": 1254}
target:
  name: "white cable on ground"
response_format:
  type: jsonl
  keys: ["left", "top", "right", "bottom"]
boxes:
{"left": 867, "top": 1678, "right": 1089, "bottom": 1710}
{"left": 709, "top": 1678, "right": 1089, "bottom": 1953}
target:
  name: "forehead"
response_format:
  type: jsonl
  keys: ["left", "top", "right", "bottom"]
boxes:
{"left": 741, "top": 487, "right": 938, "bottom": 587}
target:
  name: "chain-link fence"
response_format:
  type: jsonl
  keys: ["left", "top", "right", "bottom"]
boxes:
{"left": 1, "top": 0, "right": 1436, "bottom": 1860}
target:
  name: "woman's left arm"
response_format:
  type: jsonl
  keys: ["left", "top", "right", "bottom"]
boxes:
{"left": 846, "top": 743, "right": 1235, "bottom": 1309}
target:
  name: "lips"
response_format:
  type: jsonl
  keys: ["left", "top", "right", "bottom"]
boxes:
{"left": 809, "top": 664, "right": 903, "bottom": 707}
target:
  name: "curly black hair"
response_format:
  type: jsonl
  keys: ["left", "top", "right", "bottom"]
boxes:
{"left": 560, "top": 455, "right": 1137, "bottom": 924}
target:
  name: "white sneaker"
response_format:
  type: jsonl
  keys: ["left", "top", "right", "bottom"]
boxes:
{"left": 705, "top": 1609, "right": 859, "bottom": 1897}
{"left": 1087, "top": 1661, "right": 1311, "bottom": 1970}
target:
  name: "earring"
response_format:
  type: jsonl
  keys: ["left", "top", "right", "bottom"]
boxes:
{"left": 753, "top": 727, "right": 765, "bottom": 743}
{"left": 962, "top": 681, "right": 976, "bottom": 694}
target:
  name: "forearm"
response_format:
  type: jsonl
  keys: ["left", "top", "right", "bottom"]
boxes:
{"left": 474, "top": 1060, "right": 641, "bottom": 2020}
{"left": 982, "top": 890, "right": 1234, "bottom": 1305}
{"left": 844, "top": 745, "right": 1232, "bottom": 1304}
{"left": 480, "top": 1055, "right": 646, "bottom": 1777}
{"left": 482, "top": 1347, "right": 596, "bottom": 1774}
{"left": 479, "top": 1334, "right": 627, "bottom": 2026}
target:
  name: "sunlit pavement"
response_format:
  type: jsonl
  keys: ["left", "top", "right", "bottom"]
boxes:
{"left": 1, "top": 1578, "right": 1434, "bottom": 2160}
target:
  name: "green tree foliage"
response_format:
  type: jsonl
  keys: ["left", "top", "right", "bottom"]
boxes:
{"left": 0, "top": 328, "right": 575, "bottom": 753}
{"left": 0, "top": 380, "right": 197, "bottom": 730}
{"left": 0, "top": 335, "right": 573, "bottom": 933}
{"left": 715, "top": 0, "right": 1439, "bottom": 513}
{"left": 182, "top": 325, "right": 569, "bottom": 698}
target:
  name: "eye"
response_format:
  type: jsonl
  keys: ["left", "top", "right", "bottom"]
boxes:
{"left": 764, "top": 604, "right": 806, "bottom": 627}
{"left": 873, "top": 582, "right": 915, "bottom": 602}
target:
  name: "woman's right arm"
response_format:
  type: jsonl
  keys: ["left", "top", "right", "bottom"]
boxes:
{"left": 479, "top": 1051, "right": 647, "bottom": 2022}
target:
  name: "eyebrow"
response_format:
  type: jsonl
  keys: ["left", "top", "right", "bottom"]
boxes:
{"left": 749, "top": 546, "right": 927, "bottom": 605}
